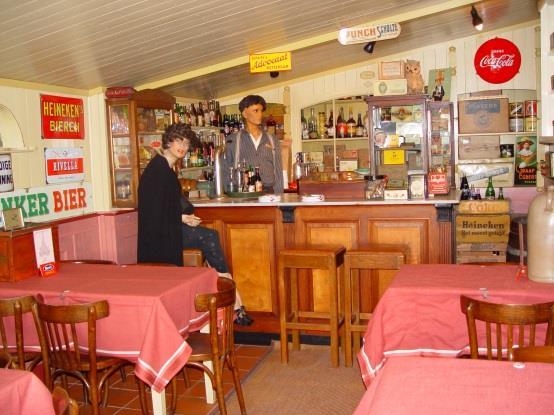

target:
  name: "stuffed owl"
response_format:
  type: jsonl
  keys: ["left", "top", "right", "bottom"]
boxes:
{"left": 405, "top": 60, "right": 425, "bottom": 94}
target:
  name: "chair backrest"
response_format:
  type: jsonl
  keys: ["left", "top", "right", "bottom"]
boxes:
{"left": 460, "top": 295, "right": 554, "bottom": 360}
{"left": 0, "top": 295, "right": 39, "bottom": 370}
{"left": 52, "top": 386, "right": 79, "bottom": 415}
{"left": 511, "top": 345, "right": 554, "bottom": 363}
{"left": 194, "top": 277, "right": 236, "bottom": 357}
{"left": 33, "top": 299, "right": 110, "bottom": 387}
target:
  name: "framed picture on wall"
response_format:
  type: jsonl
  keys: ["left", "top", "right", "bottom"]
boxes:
{"left": 428, "top": 68, "right": 453, "bottom": 101}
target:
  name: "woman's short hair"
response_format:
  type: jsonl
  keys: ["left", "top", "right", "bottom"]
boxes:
{"left": 238, "top": 95, "right": 267, "bottom": 112}
{"left": 162, "top": 123, "right": 201, "bottom": 150}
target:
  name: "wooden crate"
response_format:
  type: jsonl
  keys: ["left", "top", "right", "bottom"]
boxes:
{"left": 455, "top": 214, "right": 510, "bottom": 243}
{"left": 458, "top": 200, "right": 510, "bottom": 215}
{"left": 457, "top": 250, "right": 507, "bottom": 264}
{"left": 457, "top": 242, "right": 508, "bottom": 252}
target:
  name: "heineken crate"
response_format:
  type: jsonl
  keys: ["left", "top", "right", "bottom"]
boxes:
{"left": 457, "top": 251, "right": 507, "bottom": 264}
{"left": 457, "top": 200, "right": 510, "bottom": 215}
{"left": 455, "top": 214, "right": 510, "bottom": 243}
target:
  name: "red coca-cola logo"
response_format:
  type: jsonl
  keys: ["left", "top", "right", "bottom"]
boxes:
{"left": 474, "top": 38, "right": 521, "bottom": 84}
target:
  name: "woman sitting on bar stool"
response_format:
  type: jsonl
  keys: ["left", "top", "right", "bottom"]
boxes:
{"left": 137, "top": 123, "right": 252, "bottom": 326}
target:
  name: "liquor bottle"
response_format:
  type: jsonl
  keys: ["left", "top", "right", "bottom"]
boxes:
{"left": 293, "top": 152, "right": 303, "bottom": 180}
{"left": 308, "top": 108, "right": 319, "bottom": 139}
{"left": 301, "top": 110, "right": 309, "bottom": 140}
{"left": 327, "top": 111, "right": 335, "bottom": 138}
{"left": 485, "top": 177, "right": 496, "bottom": 200}
{"left": 184, "top": 105, "right": 192, "bottom": 125}
{"left": 266, "top": 114, "right": 277, "bottom": 136}
{"left": 174, "top": 103, "right": 182, "bottom": 124}
{"left": 336, "top": 107, "right": 347, "bottom": 138}
{"left": 214, "top": 101, "right": 222, "bottom": 127}
{"left": 346, "top": 107, "right": 356, "bottom": 138}
{"left": 232, "top": 114, "right": 240, "bottom": 133}
{"left": 460, "top": 174, "right": 469, "bottom": 190}
{"left": 254, "top": 166, "right": 263, "bottom": 192}
{"left": 461, "top": 177, "right": 470, "bottom": 200}
{"left": 190, "top": 104, "right": 198, "bottom": 127}
{"left": 355, "top": 113, "right": 365, "bottom": 137}
{"left": 498, "top": 187, "right": 504, "bottom": 200}
{"left": 247, "top": 165, "right": 256, "bottom": 192}
{"left": 197, "top": 102, "right": 205, "bottom": 127}
{"left": 223, "top": 114, "right": 230, "bottom": 136}
{"left": 209, "top": 100, "right": 216, "bottom": 126}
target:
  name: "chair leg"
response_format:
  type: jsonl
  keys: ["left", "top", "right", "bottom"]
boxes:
{"left": 226, "top": 353, "right": 247, "bottom": 415}
{"left": 329, "top": 263, "right": 340, "bottom": 368}
{"left": 135, "top": 378, "right": 150, "bottom": 415}
{"left": 278, "top": 258, "right": 289, "bottom": 364}
{"left": 343, "top": 261, "right": 354, "bottom": 367}
{"left": 290, "top": 268, "right": 300, "bottom": 351}
{"left": 212, "top": 357, "right": 228, "bottom": 415}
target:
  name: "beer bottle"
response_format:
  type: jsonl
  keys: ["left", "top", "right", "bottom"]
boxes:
{"left": 485, "top": 177, "right": 496, "bottom": 200}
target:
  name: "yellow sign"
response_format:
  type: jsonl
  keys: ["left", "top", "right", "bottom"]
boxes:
{"left": 382, "top": 149, "right": 405, "bottom": 165}
{"left": 249, "top": 52, "right": 292, "bottom": 73}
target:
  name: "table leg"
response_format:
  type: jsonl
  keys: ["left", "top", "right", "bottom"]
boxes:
{"left": 151, "top": 389, "right": 167, "bottom": 415}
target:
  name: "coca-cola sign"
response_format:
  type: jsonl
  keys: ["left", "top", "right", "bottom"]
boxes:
{"left": 474, "top": 37, "right": 521, "bottom": 84}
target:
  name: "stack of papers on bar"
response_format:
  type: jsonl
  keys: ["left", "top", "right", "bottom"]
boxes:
{"left": 301, "top": 194, "right": 325, "bottom": 202}
{"left": 258, "top": 194, "right": 281, "bottom": 203}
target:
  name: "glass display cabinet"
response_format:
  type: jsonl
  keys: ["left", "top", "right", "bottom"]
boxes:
{"left": 106, "top": 89, "right": 175, "bottom": 207}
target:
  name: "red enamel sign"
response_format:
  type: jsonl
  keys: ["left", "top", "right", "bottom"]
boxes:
{"left": 41, "top": 95, "right": 85, "bottom": 139}
{"left": 474, "top": 38, "right": 521, "bottom": 84}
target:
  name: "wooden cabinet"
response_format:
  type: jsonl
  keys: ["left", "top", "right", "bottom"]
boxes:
{"left": 106, "top": 89, "right": 175, "bottom": 208}
{"left": 0, "top": 224, "right": 59, "bottom": 282}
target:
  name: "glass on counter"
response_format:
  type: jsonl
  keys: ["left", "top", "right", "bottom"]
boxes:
{"left": 364, "top": 175, "right": 387, "bottom": 199}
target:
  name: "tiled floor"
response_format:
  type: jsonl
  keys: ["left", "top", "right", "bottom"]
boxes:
{"left": 66, "top": 344, "right": 271, "bottom": 415}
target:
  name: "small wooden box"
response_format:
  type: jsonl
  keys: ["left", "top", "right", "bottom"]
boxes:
{"left": 0, "top": 224, "right": 59, "bottom": 282}
{"left": 456, "top": 250, "right": 507, "bottom": 264}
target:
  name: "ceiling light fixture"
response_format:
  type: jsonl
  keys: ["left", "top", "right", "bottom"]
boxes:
{"left": 363, "top": 41, "right": 376, "bottom": 54}
{"left": 471, "top": 5, "right": 483, "bottom": 31}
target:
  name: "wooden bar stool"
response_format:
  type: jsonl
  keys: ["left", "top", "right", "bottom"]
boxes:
{"left": 278, "top": 244, "right": 346, "bottom": 367}
{"left": 344, "top": 245, "right": 407, "bottom": 367}
{"left": 183, "top": 248, "right": 205, "bottom": 267}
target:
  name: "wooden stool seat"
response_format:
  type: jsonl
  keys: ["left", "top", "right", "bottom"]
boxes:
{"left": 183, "top": 248, "right": 205, "bottom": 267}
{"left": 344, "top": 244, "right": 407, "bottom": 366}
{"left": 278, "top": 244, "right": 346, "bottom": 367}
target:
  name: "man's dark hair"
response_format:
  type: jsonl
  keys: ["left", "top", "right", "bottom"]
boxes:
{"left": 238, "top": 95, "right": 267, "bottom": 112}
{"left": 162, "top": 123, "right": 201, "bottom": 149}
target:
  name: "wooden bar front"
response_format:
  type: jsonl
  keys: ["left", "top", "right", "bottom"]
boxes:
{"left": 195, "top": 197, "right": 455, "bottom": 333}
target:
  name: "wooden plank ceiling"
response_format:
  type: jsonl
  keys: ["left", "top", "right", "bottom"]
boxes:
{"left": 0, "top": 0, "right": 539, "bottom": 99}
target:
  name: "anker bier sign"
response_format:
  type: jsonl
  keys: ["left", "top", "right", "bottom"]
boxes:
{"left": 474, "top": 37, "right": 521, "bottom": 84}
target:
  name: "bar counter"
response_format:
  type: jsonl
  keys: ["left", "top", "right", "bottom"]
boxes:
{"left": 192, "top": 191, "right": 460, "bottom": 333}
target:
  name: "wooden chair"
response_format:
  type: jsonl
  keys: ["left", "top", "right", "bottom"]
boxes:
{"left": 184, "top": 277, "right": 246, "bottom": 415}
{"left": 343, "top": 245, "right": 407, "bottom": 366}
{"left": 52, "top": 386, "right": 79, "bottom": 415}
{"left": 512, "top": 345, "right": 554, "bottom": 363}
{"left": 0, "top": 295, "right": 41, "bottom": 371}
{"left": 34, "top": 299, "right": 130, "bottom": 415}
{"left": 460, "top": 295, "right": 554, "bottom": 360}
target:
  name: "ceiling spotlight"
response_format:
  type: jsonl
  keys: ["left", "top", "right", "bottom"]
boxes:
{"left": 269, "top": 71, "right": 279, "bottom": 78}
{"left": 363, "top": 41, "right": 376, "bottom": 54}
{"left": 471, "top": 5, "right": 483, "bottom": 31}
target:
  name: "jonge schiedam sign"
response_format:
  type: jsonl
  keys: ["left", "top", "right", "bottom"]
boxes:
{"left": 338, "top": 23, "right": 401, "bottom": 45}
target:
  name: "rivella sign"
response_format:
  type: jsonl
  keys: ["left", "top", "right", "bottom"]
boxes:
{"left": 338, "top": 23, "right": 401, "bottom": 45}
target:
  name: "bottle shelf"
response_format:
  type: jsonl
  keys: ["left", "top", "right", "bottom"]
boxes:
{"left": 458, "top": 158, "right": 514, "bottom": 164}
{"left": 458, "top": 132, "right": 537, "bottom": 136}
{"left": 301, "top": 137, "right": 367, "bottom": 142}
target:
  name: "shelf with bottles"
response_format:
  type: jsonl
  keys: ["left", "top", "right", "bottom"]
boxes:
{"left": 220, "top": 102, "right": 285, "bottom": 139}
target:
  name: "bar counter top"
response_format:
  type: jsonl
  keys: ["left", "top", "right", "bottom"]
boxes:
{"left": 190, "top": 190, "right": 460, "bottom": 207}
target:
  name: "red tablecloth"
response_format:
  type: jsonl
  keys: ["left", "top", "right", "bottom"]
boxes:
{"left": 0, "top": 263, "right": 218, "bottom": 392}
{"left": 353, "top": 356, "right": 554, "bottom": 415}
{"left": 0, "top": 368, "right": 55, "bottom": 415}
{"left": 357, "top": 264, "right": 554, "bottom": 386}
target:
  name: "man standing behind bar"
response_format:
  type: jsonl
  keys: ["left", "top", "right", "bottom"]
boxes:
{"left": 223, "top": 95, "right": 284, "bottom": 193}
